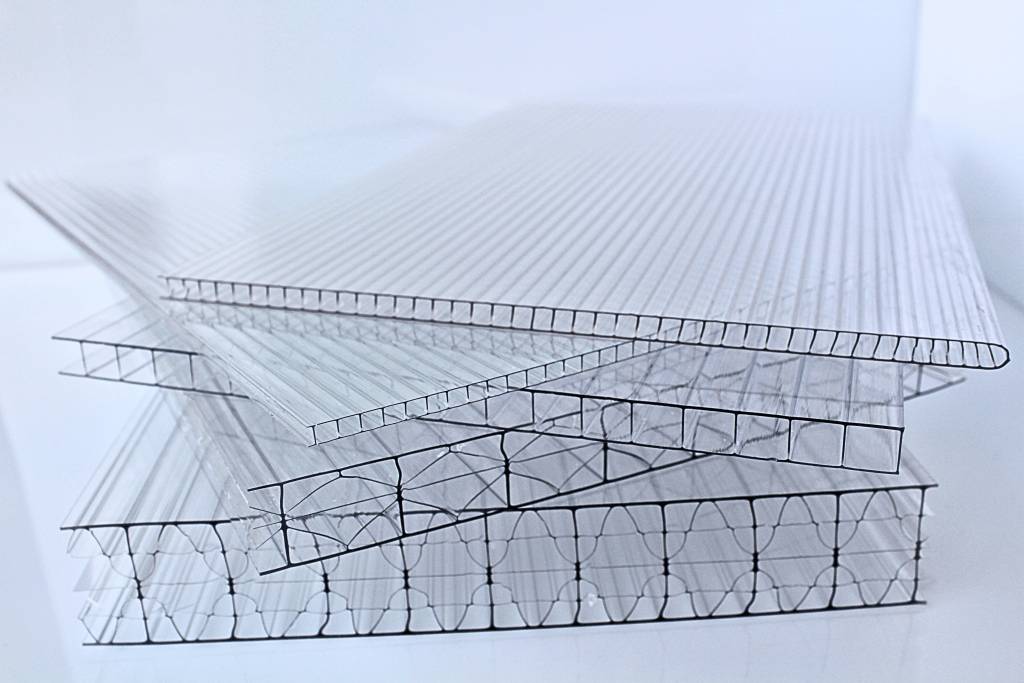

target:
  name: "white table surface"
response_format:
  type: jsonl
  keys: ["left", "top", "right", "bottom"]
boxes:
{"left": 1, "top": 186, "right": 1023, "bottom": 683}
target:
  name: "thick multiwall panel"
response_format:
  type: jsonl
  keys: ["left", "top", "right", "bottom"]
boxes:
{"left": 52, "top": 303, "right": 910, "bottom": 478}
{"left": 79, "top": 491, "right": 931, "bottom": 644}
{"left": 67, "top": 395, "right": 934, "bottom": 645}
{"left": 161, "top": 106, "right": 1007, "bottom": 369}
{"left": 87, "top": 339, "right": 906, "bottom": 574}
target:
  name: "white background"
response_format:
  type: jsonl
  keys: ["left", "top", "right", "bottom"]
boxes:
{"left": 1, "top": 1, "right": 1022, "bottom": 680}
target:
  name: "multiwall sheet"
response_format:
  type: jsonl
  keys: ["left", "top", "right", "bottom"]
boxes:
{"left": 185, "top": 332, "right": 904, "bottom": 489}
{"left": 10, "top": 124, "right": 444, "bottom": 293}
{"left": 13, "top": 107, "right": 1007, "bottom": 449}
{"left": 55, "top": 299, "right": 646, "bottom": 441}
{"left": 159, "top": 105, "right": 1007, "bottom": 369}
{"left": 56, "top": 302, "right": 966, "bottom": 402}
{"left": 15, "top": 124, "right": 614, "bottom": 445}
{"left": 69, "top": 319, "right": 907, "bottom": 574}
{"left": 7, "top": 122, "right": 776, "bottom": 446}
{"left": 67, "top": 393, "right": 934, "bottom": 645}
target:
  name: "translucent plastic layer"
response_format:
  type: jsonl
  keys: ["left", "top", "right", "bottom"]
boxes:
{"left": 66, "top": 373, "right": 910, "bottom": 576}
{"left": 67, "top": 395, "right": 933, "bottom": 644}
{"left": 56, "top": 302, "right": 966, "bottom": 402}
{"left": 163, "top": 106, "right": 1007, "bottom": 368}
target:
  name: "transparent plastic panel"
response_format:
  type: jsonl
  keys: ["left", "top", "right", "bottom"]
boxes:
{"left": 9, "top": 123, "right": 446, "bottom": 295}
{"left": 57, "top": 303, "right": 965, "bottom": 403}
{"left": 169, "top": 300, "right": 650, "bottom": 444}
{"left": 19, "top": 107, "right": 977, "bottom": 648}
{"left": 16, "top": 109, "right": 1005, "bottom": 457}
{"left": 444, "top": 343, "right": 906, "bottom": 473}
{"left": 56, "top": 299, "right": 647, "bottom": 441}
{"left": 187, "top": 392, "right": 710, "bottom": 573}
{"left": 159, "top": 106, "right": 1006, "bottom": 368}
{"left": 11, "top": 108, "right": 1007, "bottom": 460}
{"left": 79, "top": 492, "right": 929, "bottom": 643}
{"left": 62, "top": 397, "right": 250, "bottom": 533}
{"left": 80, "top": 364, "right": 907, "bottom": 576}
{"left": 68, "top": 396, "right": 933, "bottom": 644}
{"left": 55, "top": 302, "right": 247, "bottom": 397}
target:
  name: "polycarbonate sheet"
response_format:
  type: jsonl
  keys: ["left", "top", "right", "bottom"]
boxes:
{"left": 56, "top": 298, "right": 644, "bottom": 442}
{"left": 56, "top": 302, "right": 966, "bottom": 402}
{"left": 55, "top": 301, "right": 248, "bottom": 397}
{"left": 20, "top": 105, "right": 983, "bottom": 649}
{"left": 79, "top": 331, "right": 909, "bottom": 575}
{"left": 67, "top": 393, "right": 933, "bottom": 645}
{"left": 161, "top": 105, "right": 1006, "bottom": 369}
{"left": 62, "top": 397, "right": 249, "bottom": 535}
{"left": 10, "top": 123, "right": 444, "bottom": 295}
{"left": 60, "top": 390, "right": 705, "bottom": 574}
{"left": 12, "top": 123, "right": 714, "bottom": 445}
{"left": 16, "top": 108, "right": 1005, "bottom": 453}
{"left": 54, "top": 304, "right": 909, "bottom": 470}
{"left": 79, "top": 490, "right": 929, "bottom": 644}
{"left": 172, "top": 301, "right": 657, "bottom": 443}
{"left": 18, "top": 124, "right": 607, "bottom": 443}
{"left": 177, "top": 392, "right": 710, "bottom": 574}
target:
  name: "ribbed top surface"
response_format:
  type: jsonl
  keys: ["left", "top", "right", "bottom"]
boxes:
{"left": 169, "top": 105, "right": 1007, "bottom": 368}
{"left": 8, "top": 123, "right": 443, "bottom": 293}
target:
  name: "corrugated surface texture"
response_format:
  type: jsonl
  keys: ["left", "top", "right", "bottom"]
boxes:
{"left": 166, "top": 105, "right": 1007, "bottom": 368}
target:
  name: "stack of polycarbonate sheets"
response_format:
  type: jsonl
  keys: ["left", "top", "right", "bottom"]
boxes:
{"left": 67, "top": 393, "right": 935, "bottom": 643}
{"left": 11, "top": 105, "right": 1007, "bottom": 645}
